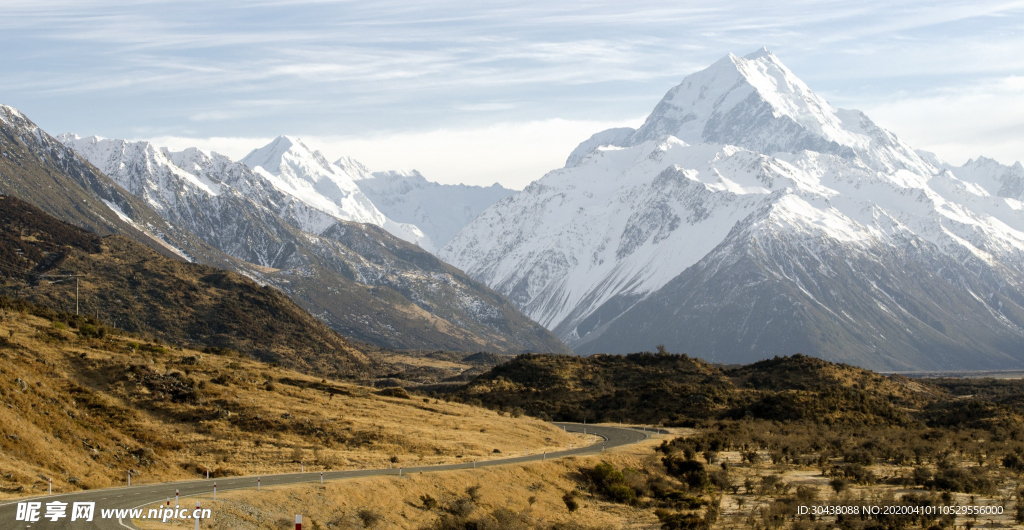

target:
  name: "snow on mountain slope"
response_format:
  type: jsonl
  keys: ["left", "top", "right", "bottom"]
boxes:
{"left": 58, "top": 134, "right": 322, "bottom": 268}
{"left": 564, "top": 127, "right": 635, "bottom": 168}
{"left": 351, "top": 167, "right": 515, "bottom": 250}
{"left": 55, "top": 131, "right": 570, "bottom": 355}
{"left": 442, "top": 48, "right": 1024, "bottom": 369}
{"left": 241, "top": 136, "right": 429, "bottom": 249}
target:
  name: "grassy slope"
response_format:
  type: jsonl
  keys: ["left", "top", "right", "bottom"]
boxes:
{"left": 0, "top": 308, "right": 584, "bottom": 499}
{"left": 135, "top": 439, "right": 669, "bottom": 530}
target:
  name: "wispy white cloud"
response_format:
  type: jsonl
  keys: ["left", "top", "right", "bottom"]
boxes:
{"left": 862, "top": 76, "right": 1024, "bottom": 166}
{"left": 3, "top": 0, "right": 1023, "bottom": 182}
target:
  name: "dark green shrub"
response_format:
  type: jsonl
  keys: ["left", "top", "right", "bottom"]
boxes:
{"left": 663, "top": 456, "right": 708, "bottom": 490}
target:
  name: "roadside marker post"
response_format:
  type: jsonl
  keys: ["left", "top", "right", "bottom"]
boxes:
{"left": 320, "top": 472, "right": 323, "bottom": 484}
{"left": 213, "top": 482, "right": 217, "bottom": 500}
{"left": 194, "top": 501, "right": 201, "bottom": 530}
{"left": 399, "top": 466, "right": 402, "bottom": 477}
{"left": 175, "top": 489, "right": 179, "bottom": 508}
{"left": 295, "top": 514, "right": 302, "bottom": 530}
{"left": 258, "top": 477, "right": 261, "bottom": 491}
{"left": 206, "top": 468, "right": 209, "bottom": 479}
{"left": 301, "top": 462, "right": 304, "bottom": 473}
{"left": 48, "top": 477, "right": 51, "bottom": 495}
{"left": 127, "top": 471, "right": 130, "bottom": 487}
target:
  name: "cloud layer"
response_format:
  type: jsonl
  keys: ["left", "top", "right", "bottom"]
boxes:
{"left": 2, "top": 1, "right": 1022, "bottom": 184}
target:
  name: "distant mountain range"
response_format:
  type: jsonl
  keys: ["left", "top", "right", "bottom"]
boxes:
{"left": 6, "top": 47, "right": 1024, "bottom": 371}
{"left": 0, "top": 104, "right": 568, "bottom": 357}
{"left": 443, "top": 48, "right": 1024, "bottom": 371}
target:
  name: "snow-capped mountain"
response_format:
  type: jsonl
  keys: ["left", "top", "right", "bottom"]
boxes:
{"left": 442, "top": 48, "right": 1024, "bottom": 370}
{"left": 51, "top": 132, "right": 570, "bottom": 355}
{"left": 351, "top": 168, "right": 515, "bottom": 250}
{"left": 240, "top": 136, "right": 429, "bottom": 249}
{"left": 58, "top": 134, "right": 332, "bottom": 268}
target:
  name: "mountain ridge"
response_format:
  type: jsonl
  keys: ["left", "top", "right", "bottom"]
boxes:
{"left": 51, "top": 129, "right": 569, "bottom": 356}
{"left": 443, "top": 49, "right": 1024, "bottom": 370}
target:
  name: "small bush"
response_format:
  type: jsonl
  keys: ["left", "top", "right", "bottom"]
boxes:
{"left": 357, "top": 508, "right": 382, "bottom": 528}
{"left": 929, "top": 466, "right": 995, "bottom": 494}
{"left": 376, "top": 387, "right": 410, "bottom": 399}
{"left": 663, "top": 455, "right": 708, "bottom": 490}
{"left": 562, "top": 492, "right": 579, "bottom": 512}
{"left": 78, "top": 323, "right": 105, "bottom": 339}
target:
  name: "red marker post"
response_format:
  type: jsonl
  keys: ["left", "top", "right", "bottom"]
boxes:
{"left": 175, "top": 489, "right": 179, "bottom": 508}
{"left": 257, "top": 477, "right": 261, "bottom": 492}
{"left": 295, "top": 514, "right": 302, "bottom": 530}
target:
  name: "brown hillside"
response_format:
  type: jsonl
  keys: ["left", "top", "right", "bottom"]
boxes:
{"left": 0, "top": 305, "right": 583, "bottom": 498}
{"left": 0, "top": 195, "right": 374, "bottom": 378}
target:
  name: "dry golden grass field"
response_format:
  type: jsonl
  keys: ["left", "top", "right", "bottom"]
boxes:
{"left": 134, "top": 438, "right": 669, "bottom": 530}
{"left": 0, "top": 308, "right": 586, "bottom": 499}
{"left": 134, "top": 439, "right": 1024, "bottom": 529}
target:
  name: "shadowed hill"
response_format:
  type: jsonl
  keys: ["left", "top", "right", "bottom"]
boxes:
{"left": 0, "top": 195, "right": 376, "bottom": 378}
{"left": 457, "top": 350, "right": 946, "bottom": 426}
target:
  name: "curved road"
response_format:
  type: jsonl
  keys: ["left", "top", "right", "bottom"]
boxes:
{"left": 1, "top": 423, "right": 668, "bottom": 529}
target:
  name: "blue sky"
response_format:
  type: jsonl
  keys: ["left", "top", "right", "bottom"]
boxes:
{"left": 2, "top": 0, "right": 1023, "bottom": 188}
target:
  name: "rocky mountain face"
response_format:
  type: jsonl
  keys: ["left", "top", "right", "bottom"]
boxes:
{"left": 0, "top": 105, "right": 230, "bottom": 266}
{"left": 1, "top": 107, "right": 568, "bottom": 356}
{"left": 0, "top": 194, "right": 376, "bottom": 377}
{"left": 240, "top": 136, "right": 431, "bottom": 249}
{"left": 442, "top": 48, "right": 1024, "bottom": 371}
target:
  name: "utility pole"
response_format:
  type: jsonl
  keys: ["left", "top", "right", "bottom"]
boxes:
{"left": 37, "top": 273, "right": 85, "bottom": 315}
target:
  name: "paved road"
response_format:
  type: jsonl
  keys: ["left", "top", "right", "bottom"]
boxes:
{"left": 0, "top": 423, "right": 667, "bottom": 529}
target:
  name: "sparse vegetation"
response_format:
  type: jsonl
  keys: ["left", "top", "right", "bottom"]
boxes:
{"left": 0, "top": 304, "right": 584, "bottom": 498}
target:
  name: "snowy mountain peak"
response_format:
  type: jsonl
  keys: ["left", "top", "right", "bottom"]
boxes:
{"left": 241, "top": 136, "right": 430, "bottom": 248}
{"left": 444, "top": 49, "right": 1024, "bottom": 370}
{"left": 241, "top": 135, "right": 337, "bottom": 180}
{"left": 0, "top": 104, "right": 28, "bottom": 126}
{"left": 569, "top": 48, "right": 934, "bottom": 176}
{"left": 333, "top": 155, "right": 375, "bottom": 181}
{"left": 742, "top": 46, "right": 774, "bottom": 60}
{"left": 58, "top": 135, "right": 224, "bottom": 201}
{"left": 628, "top": 47, "right": 859, "bottom": 156}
